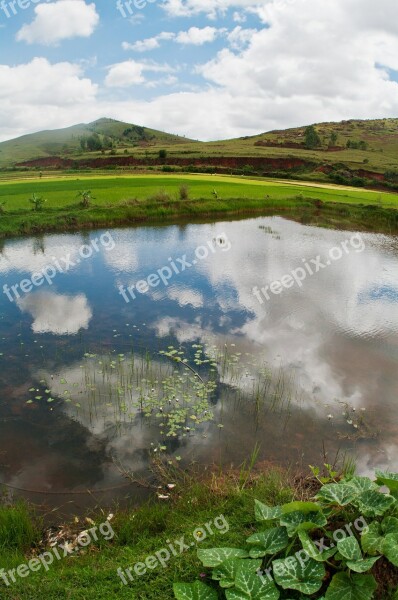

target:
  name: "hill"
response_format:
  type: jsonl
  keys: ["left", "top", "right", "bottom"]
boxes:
{"left": 0, "top": 118, "right": 192, "bottom": 168}
{"left": 1, "top": 117, "right": 398, "bottom": 191}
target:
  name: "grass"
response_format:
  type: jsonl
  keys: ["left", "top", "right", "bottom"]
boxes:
{"left": 1, "top": 174, "right": 398, "bottom": 238}
{"left": 0, "top": 466, "right": 295, "bottom": 600}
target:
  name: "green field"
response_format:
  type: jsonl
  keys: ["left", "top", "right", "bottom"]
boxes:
{"left": 1, "top": 174, "right": 398, "bottom": 239}
{"left": 2, "top": 174, "right": 397, "bottom": 210}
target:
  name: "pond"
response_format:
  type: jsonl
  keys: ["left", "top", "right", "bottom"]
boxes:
{"left": 0, "top": 215, "right": 397, "bottom": 515}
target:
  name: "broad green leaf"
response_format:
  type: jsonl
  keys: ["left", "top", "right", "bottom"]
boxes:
{"left": 325, "top": 572, "right": 377, "bottom": 600}
{"left": 197, "top": 548, "right": 249, "bottom": 567}
{"left": 337, "top": 536, "right": 362, "bottom": 561}
{"left": 361, "top": 522, "right": 383, "bottom": 555}
{"left": 281, "top": 501, "right": 323, "bottom": 514}
{"left": 247, "top": 527, "right": 289, "bottom": 555}
{"left": 345, "top": 476, "right": 379, "bottom": 495}
{"left": 381, "top": 533, "right": 398, "bottom": 566}
{"left": 298, "top": 530, "right": 337, "bottom": 562}
{"left": 173, "top": 581, "right": 218, "bottom": 600}
{"left": 254, "top": 500, "right": 282, "bottom": 522}
{"left": 316, "top": 483, "right": 358, "bottom": 506}
{"left": 248, "top": 547, "right": 268, "bottom": 559}
{"left": 279, "top": 510, "right": 327, "bottom": 536}
{"left": 346, "top": 557, "right": 380, "bottom": 573}
{"left": 227, "top": 562, "right": 280, "bottom": 600}
{"left": 382, "top": 517, "right": 398, "bottom": 534}
{"left": 354, "top": 490, "right": 396, "bottom": 517}
{"left": 212, "top": 559, "right": 261, "bottom": 589}
{"left": 272, "top": 556, "right": 325, "bottom": 595}
{"left": 375, "top": 470, "right": 398, "bottom": 493}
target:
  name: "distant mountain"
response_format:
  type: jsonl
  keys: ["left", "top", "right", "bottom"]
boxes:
{"left": 0, "top": 118, "right": 193, "bottom": 168}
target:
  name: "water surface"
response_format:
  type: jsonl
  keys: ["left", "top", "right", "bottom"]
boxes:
{"left": 0, "top": 216, "right": 397, "bottom": 514}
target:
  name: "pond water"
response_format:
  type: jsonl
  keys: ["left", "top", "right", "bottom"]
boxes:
{"left": 0, "top": 216, "right": 397, "bottom": 515}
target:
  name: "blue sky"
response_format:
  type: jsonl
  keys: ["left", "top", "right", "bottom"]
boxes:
{"left": 0, "top": 0, "right": 397, "bottom": 142}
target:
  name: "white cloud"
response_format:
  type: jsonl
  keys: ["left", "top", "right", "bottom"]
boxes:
{"left": 105, "top": 60, "right": 175, "bottom": 88}
{"left": 18, "top": 292, "right": 92, "bottom": 334}
{"left": 16, "top": 0, "right": 99, "bottom": 46}
{"left": 162, "top": 0, "right": 258, "bottom": 19}
{"left": 105, "top": 60, "right": 146, "bottom": 87}
{"left": 175, "top": 26, "right": 223, "bottom": 45}
{"left": 227, "top": 26, "right": 257, "bottom": 49}
{"left": 123, "top": 32, "right": 175, "bottom": 53}
{"left": 233, "top": 11, "right": 247, "bottom": 23}
{"left": 2, "top": 0, "right": 398, "bottom": 142}
{"left": 123, "top": 28, "right": 222, "bottom": 52}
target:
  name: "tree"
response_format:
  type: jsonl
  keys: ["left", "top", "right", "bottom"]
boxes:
{"left": 304, "top": 125, "right": 321, "bottom": 149}
{"left": 329, "top": 132, "right": 338, "bottom": 146}
{"left": 86, "top": 133, "right": 103, "bottom": 152}
{"left": 158, "top": 149, "right": 167, "bottom": 160}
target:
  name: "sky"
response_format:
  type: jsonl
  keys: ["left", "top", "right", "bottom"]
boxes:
{"left": 0, "top": 0, "right": 398, "bottom": 142}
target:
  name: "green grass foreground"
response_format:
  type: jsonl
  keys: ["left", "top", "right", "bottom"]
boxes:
{"left": 0, "top": 468, "right": 294, "bottom": 600}
{"left": 1, "top": 174, "right": 398, "bottom": 238}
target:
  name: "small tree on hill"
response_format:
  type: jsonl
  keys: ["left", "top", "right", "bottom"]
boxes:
{"left": 329, "top": 132, "right": 338, "bottom": 146}
{"left": 304, "top": 125, "right": 322, "bottom": 149}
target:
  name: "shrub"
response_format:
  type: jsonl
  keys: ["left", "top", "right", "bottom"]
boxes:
{"left": 149, "top": 189, "right": 171, "bottom": 203}
{"left": 174, "top": 470, "right": 398, "bottom": 600}
{"left": 29, "top": 193, "right": 46, "bottom": 211}
{"left": 76, "top": 190, "right": 95, "bottom": 208}
{"left": 179, "top": 185, "right": 189, "bottom": 200}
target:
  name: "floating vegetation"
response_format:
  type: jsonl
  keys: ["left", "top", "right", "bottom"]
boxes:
{"left": 23, "top": 341, "right": 301, "bottom": 449}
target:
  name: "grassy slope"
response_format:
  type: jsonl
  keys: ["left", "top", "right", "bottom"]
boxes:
{"left": 0, "top": 470, "right": 293, "bottom": 600}
{"left": 0, "top": 118, "right": 192, "bottom": 168}
{"left": 0, "top": 174, "right": 398, "bottom": 238}
{"left": 1, "top": 118, "right": 397, "bottom": 179}
{"left": 166, "top": 118, "right": 398, "bottom": 173}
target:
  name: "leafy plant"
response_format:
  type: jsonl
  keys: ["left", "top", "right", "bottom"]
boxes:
{"left": 77, "top": 190, "right": 95, "bottom": 208}
{"left": 0, "top": 200, "right": 7, "bottom": 214}
{"left": 29, "top": 193, "right": 46, "bottom": 211}
{"left": 174, "top": 471, "right": 398, "bottom": 599}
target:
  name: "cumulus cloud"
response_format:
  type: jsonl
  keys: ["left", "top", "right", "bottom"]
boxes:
{"left": 123, "top": 32, "right": 175, "bottom": 52}
{"left": 18, "top": 292, "right": 92, "bottom": 334}
{"left": 16, "top": 0, "right": 99, "bottom": 46}
{"left": 2, "top": 0, "right": 398, "bottom": 141}
{"left": 162, "top": 0, "right": 259, "bottom": 19}
{"left": 175, "top": 26, "right": 223, "bottom": 45}
{"left": 105, "top": 60, "right": 175, "bottom": 88}
{"left": 123, "top": 28, "right": 222, "bottom": 52}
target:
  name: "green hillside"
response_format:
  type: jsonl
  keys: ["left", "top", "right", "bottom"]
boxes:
{"left": 0, "top": 118, "right": 192, "bottom": 168}
{"left": 1, "top": 118, "right": 398, "bottom": 191}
